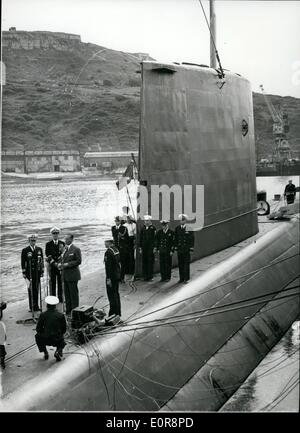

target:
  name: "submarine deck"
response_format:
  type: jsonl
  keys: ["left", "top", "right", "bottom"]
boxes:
{"left": 1, "top": 211, "right": 292, "bottom": 401}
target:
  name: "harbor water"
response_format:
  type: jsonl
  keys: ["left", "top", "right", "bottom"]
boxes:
{"left": 0, "top": 177, "right": 137, "bottom": 302}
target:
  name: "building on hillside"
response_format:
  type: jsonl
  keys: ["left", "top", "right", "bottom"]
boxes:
{"left": 1, "top": 150, "right": 81, "bottom": 173}
{"left": 83, "top": 151, "right": 138, "bottom": 172}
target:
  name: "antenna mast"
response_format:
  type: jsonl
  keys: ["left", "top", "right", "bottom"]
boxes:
{"left": 210, "top": 0, "right": 216, "bottom": 68}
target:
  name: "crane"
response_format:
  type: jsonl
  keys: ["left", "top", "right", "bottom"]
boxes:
{"left": 259, "top": 84, "right": 291, "bottom": 164}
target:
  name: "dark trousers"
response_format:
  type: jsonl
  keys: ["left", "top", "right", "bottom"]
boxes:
{"left": 142, "top": 247, "right": 154, "bottom": 280}
{"left": 178, "top": 251, "right": 191, "bottom": 282}
{"left": 159, "top": 250, "right": 172, "bottom": 280}
{"left": 286, "top": 194, "right": 295, "bottom": 204}
{"left": 64, "top": 280, "right": 79, "bottom": 314}
{"left": 106, "top": 279, "right": 121, "bottom": 317}
{"left": 49, "top": 266, "right": 63, "bottom": 302}
{"left": 27, "top": 275, "right": 41, "bottom": 311}
{"left": 35, "top": 334, "right": 66, "bottom": 354}
{"left": 127, "top": 237, "right": 135, "bottom": 274}
{"left": 0, "top": 345, "right": 6, "bottom": 361}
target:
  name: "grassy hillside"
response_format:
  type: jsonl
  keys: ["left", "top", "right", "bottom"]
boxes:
{"left": 2, "top": 33, "right": 300, "bottom": 157}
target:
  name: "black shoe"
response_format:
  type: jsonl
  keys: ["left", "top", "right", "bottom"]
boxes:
{"left": 165, "top": 279, "right": 171, "bottom": 282}
{"left": 159, "top": 279, "right": 165, "bottom": 282}
{"left": 178, "top": 279, "right": 184, "bottom": 283}
{"left": 28, "top": 309, "right": 32, "bottom": 313}
{"left": 184, "top": 280, "right": 189, "bottom": 284}
{"left": 44, "top": 351, "right": 49, "bottom": 360}
{"left": 54, "top": 350, "right": 62, "bottom": 362}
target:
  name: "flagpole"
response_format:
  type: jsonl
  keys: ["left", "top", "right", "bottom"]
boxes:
{"left": 126, "top": 185, "right": 136, "bottom": 221}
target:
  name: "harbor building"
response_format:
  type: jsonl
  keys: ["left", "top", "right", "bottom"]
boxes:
{"left": 1, "top": 150, "right": 81, "bottom": 173}
{"left": 83, "top": 151, "right": 138, "bottom": 171}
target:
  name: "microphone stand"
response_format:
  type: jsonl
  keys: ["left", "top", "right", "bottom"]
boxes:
{"left": 28, "top": 254, "right": 36, "bottom": 324}
{"left": 59, "top": 246, "right": 66, "bottom": 315}
{"left": 38, "top": 252, "right": 43, "bottom": 312}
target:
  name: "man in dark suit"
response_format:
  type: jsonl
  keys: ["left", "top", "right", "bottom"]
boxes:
{"left": 21, "top": 234, "right": 44, "bottom": 312}
{"left": 45, "top": 227, "right": 65, "bottom": 302}
{"left": 104, "top": 239, "right": 121, "bottom": 317}
{"left": 155, "top": 220, "right": 174, "bottom": 282}
{"left": 35, "top": 296, "right": 67, "bottom": 361}
{"left": 57, "top": 233, "right": 81, "bottom": 315}
{"left": 111, "top": 216, "right": 129, "bottom": 283}
{"left": 284, "top": 180, "right": 297, "bottom": 204}
{"left": 138, "top": 215, "right": 156, "bottom": 281}
{"left": 174, "top": 214, "right": 194, "bottom": 284}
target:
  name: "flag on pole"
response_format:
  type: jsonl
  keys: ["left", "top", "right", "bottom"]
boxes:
{"left": 116, "top": 160, "right": 134, "bottom": 190}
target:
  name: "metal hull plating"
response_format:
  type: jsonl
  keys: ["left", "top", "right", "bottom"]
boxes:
{"left": 137, "top": 62, "right": 258, "bottom": 273}
{"left": 1, "top": 218, "right": 298, "bottom": 411}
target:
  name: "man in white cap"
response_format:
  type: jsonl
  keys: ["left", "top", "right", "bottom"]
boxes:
{"left": 138, "top": 215, "right": 156, "bottom": 281}
{"left": 174, "top": 214, "right": 194, "bottom": 283}
{"left": 45, "top": 227, "right": 65, "bottom": 302}
{"left": 21, "top": 234, "right": 44, "bottom": 312}
{"left": 35, "top": 296, "right": 67, "bottom": 361}
{"left": 154, "top": 220, "right": 175, "bottom": 282}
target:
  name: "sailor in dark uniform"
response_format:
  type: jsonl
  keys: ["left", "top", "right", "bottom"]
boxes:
{"left": 35, "top": 296, "right": 67, "bottom": 361}
{"left": 21, "top": 234, "right": 44, "bottom": 312}
{"left": 155, "top": 220, "right": 174, "bottom": 282}
{"left": 139, "top": 215, "right": 156, "bottom": 281}
{"left": 111, "top": 216, "right": 129, "bottom": 283}
{"left": 174, "top": 214, "right": 194, "bottom": 284}
{"left": 104, "top": 239, "right": 121, "bottom": 317}
{"left": 284, "top": 180, "right": 297, "bottom": 204}
{"left": 45, "top": 227, "right": 65, "bottom": 302}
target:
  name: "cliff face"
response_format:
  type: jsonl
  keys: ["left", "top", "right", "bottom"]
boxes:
{"left": 2, "top": 30, "right": 142, "bottom": 152}
{"left": 2, "top": 30, "right": 81, "bottom": 50}
{"left": 2, "top": 30, "right": 300, "bottom": 156}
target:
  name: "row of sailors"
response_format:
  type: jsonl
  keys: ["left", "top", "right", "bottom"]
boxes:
{"left": 112, "top": 213, "right": 194, "bottom": 284}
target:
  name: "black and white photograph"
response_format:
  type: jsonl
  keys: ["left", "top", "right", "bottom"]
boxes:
{"left": 0, "top": 0, "right": 299, "bottom": 417}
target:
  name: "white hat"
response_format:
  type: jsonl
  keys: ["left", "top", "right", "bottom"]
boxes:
{"left": 160, "top": 219, "right": 169, "bottom": 224}
{"left": 50, "top": 227, "right": 61, "bottom": 234}
{"left": 143, "top": 215, "right": 152, "bottom": 221}
{"left": 45, "top": 296, "right": 59, "bottom": 305}
{"left": 28, "top": 233, "right": 38, "bottom": 240}
{"left": 178, "top": 214, "right": 188, "bottom": 220}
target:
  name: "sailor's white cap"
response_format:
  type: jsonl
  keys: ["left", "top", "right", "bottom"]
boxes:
{"left": 160, "top": 219, "right": 169, "bottom": 224}
{"left": 178, "top": 214, "right": 188, "bottom": 220}
{"left": 45, "top": 296, "right": 59, "bottom": 305}
{"left": 28, "top": 233, "right": 38, "bottom": 240}
{"left": 50, "top": 226, "right": 61, "bottom": 234}
{"left": 143, "top": 215, "right": 152, "bottom": 221}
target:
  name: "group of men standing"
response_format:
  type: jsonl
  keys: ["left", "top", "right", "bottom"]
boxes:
{"left": 21, "top": 228, "right": 82, "bottom": 315}
{"left": 20, "top": 228, "right": 82, "bottom": 361}
{"left": 104, "top": 213, "right": 195, "bottom": 320}
{"left": 139, "top": 214, "right": 195, "bottom": 284}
